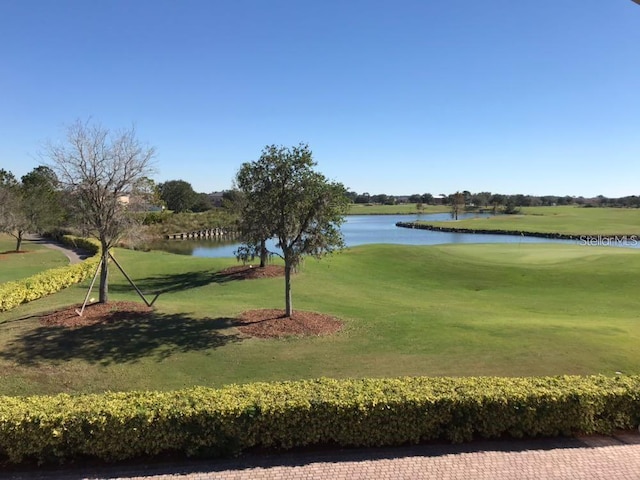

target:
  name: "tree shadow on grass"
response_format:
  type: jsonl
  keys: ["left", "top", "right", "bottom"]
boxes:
{"left": 0, "top": 312, "right": 243, "bottom": 366}
{"left": 109, "top": 268, "right": 247, "bottom": 296}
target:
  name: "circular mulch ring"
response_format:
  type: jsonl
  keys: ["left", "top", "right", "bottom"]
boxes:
{"left": 236, "top": 309, "right": 343, "bottom": 339}
{"left": 40, "top": 301, "right": 154, "bottom": 328}
{"left": 219, "top": 265, "right": 285, "bottom": 280}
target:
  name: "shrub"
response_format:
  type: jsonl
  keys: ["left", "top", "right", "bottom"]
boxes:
{"left": 0, "top": 236, "right": 100, "bottom": 312}
{"left": 1, "top": 375, "right": 639, "bottom": 465}
{"left": 141, "top": 211, "right": 166, "bottom": 226}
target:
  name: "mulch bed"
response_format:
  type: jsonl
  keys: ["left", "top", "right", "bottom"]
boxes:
{"left": 38, "top": 302, "right": 343, "bottom": 339}
{"left": 236, "top": 309, "right": 343, "bottom": 338}
{"left": 218, "top": 265, "right": 285, "bottom": 280}
{"left": 37, "top": 264, "right": 340, "bottom": 338}
{"left": 39, "top": 301, "right": 154, "bottom": 328}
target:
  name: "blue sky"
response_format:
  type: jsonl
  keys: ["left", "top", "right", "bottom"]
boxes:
{"left": 1, "top": 0, "right": 639, "bottom": 197}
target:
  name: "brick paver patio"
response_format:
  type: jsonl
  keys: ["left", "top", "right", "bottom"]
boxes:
{"left": 7, "top": 431, "right": 640, "bottom": 480}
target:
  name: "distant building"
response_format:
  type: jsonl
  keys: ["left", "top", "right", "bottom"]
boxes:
{"left": 117, "top": 194, "right": 163, "bottom": 211}
{"left": 433, "top": 194, "right": 447, "bottom": 204}
{"left": 208, "top": 191, "right": 225, "bottom": 207}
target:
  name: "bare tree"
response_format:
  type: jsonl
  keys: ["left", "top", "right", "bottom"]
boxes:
{"left": 45, "top": 119, "right": 155, "bottom": 303}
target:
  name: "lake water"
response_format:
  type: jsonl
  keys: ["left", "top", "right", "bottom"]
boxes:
{"left": 147, "top": 212, "right": 583, "bottom": 258}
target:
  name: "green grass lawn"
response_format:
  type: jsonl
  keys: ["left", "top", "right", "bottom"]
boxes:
{"left": 348, "top": 203, "right": 448, "bottom": 215}
{"left": 421, "top": 206, "right": 640, "bottom": 235}
{"left": 0, "top": 234, "right": 69, "bottom": 284}
{"left": 1, "top": 242, "right": 639, "bottom": 396}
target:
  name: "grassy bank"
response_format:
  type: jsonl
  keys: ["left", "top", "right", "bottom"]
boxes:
{"left": 1, "top": 242, "right": 639, "bottom": 395}
{"left": 348, "top": 203, "right": 448, "bottom": 215}
{"left": 0, "top": 234, "right": 69, "bottom": 284}
{"left": 419, "top": 206, "right": 640, "bottom": 236}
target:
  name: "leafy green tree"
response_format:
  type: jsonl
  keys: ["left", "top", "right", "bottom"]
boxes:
{"left": 191, "top": 192, "right": 214, "bottom": 212}
{"left": 46, "top": 119, "right": 155, "bottom": 303}
{"left": 236, "top": 144, "right": 350, "bottom": 316}
{"left": 221, "top": 189, "right": 244, "bottom": 211}
{"left": 371, "top": 193, "right": 389, "bottom": 205}
{"left": 450, "top": 191, "right": 465, "bottom": 220}
{"left": 421, "top": 193, "right": 434, "bottom": 204}
{"left": 503, "top": 200, "right": 521, "bottom": 215}
{"left": 21, "top": 166, "right": 64, "bottom": 234}
{"left": 490, "top": 193, "right": 505, "bottom": 214}
{"left": 158, "top": 180, "right": 198, "bottom": 213}
{"left": 471, "top": 191, "right": 492, "bottom": 209}
{"left": 354, "top": 192, "right": 371, "bottom": 204}
{"left": 0, "top": 169, "right": 29, "bottom": 251}
{"left": 345, "top": 191, "right": 358, "bottom": 203}
{"left": 0, "top": 167, "right": 64, "bottom": 251}
{"left": 126, "top": 177, "right": 163, "bottom": 212}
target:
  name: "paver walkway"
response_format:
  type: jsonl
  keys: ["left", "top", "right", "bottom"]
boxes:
{"left": 7, "top": 432, "right": 640, "bottom": 480}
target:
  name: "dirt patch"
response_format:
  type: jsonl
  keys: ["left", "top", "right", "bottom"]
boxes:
{"left": 219, "top": 265, "right": 285, "bottom": 280}
{"left": 237, "top": 309, "right": 343, "bottom": 339}
{"left": 40, "top": 301, "right": 154, "bottom": 328}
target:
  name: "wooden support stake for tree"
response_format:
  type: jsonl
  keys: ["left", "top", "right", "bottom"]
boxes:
{"left": 108, "top": 251, "right": 160, "bottom": 307}
{"left": 75, "top": 256, "right": 103, "bottom": 317}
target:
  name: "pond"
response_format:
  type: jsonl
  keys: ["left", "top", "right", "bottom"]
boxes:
{"left": 145, "top": 212, "right": 584, "bottom": 258}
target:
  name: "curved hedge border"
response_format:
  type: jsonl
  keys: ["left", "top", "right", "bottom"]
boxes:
{"left": 1, "top": 375, "right": 639, "bottom": 465}
{"left": 396, "top": 221, "right": 640, "bottom": 241}
{"left": 0, "top": 236, "right": 100, "bottom": 312}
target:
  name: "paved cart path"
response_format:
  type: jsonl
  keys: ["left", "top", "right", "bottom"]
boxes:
{"left": 24, "top": 234, "right": 91, "bottom": 265}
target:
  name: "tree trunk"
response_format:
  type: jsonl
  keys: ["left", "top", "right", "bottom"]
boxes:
{"left": 99, "top": 249, "right": 109, "bottom": 303}
{"left": 284, "top": 263, "right": 292, "bottom": 317}
{"left": 260, "top": 239, "right": 267, "bottom": 268}
{"left": 14, "top": 231, "right": 23, "bottom": 252}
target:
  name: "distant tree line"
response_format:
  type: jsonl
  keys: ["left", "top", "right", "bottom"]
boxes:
{"left": 344, "top": 190, "right": 640, "bottom": 209}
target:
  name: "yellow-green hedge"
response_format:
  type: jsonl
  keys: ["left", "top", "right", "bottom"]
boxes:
{"left": 0, "top": 236, "right": 100, "bottom": 312}
{"left": 1, "top": 375, "right": 639, "bottom": 465}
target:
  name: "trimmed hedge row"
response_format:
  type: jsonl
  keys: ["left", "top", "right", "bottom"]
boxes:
{"left": 1, "top": 375, "right": 639, "bottom": 465}
{"left": 0, "top": 236, "right": 100, "bottom": 312}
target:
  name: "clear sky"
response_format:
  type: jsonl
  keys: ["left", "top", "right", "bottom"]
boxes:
{"left": 1, "top": 0, "right": 639, "bottom": 197}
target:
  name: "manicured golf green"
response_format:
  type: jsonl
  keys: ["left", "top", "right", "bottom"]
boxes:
{"left": 421, "top": 206, "right": 640, "bottom": 236}
{"left": 0, "top": 234, "right": 69, "bottom": 284}
{"left": 1, "top": 242, "right": 639, "bottom": 396}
